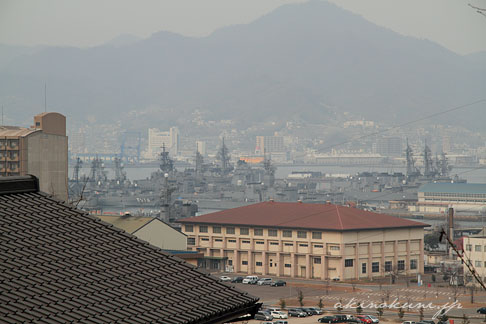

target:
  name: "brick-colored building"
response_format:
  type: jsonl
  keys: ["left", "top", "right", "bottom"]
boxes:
{"left": 179, "top": 201, "right": 428, "bottom": 280}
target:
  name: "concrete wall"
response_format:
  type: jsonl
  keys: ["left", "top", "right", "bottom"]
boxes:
{"left": 134, "top": 219, "right": 187, "bottom": 250}
{"left": 26, "top": 132, "right": 68, "bottom": 201}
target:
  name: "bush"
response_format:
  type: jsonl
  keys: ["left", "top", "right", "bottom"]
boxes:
{"left": 279, "top": 298, "right": 286, "bottom": 310}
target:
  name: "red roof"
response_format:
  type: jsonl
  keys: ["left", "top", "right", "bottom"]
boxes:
{"left": 179, "top": 201, "right": 428, "bottom": 231}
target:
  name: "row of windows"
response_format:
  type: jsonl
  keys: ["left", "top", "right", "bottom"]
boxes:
{"left": 352, "top": 260, "right": 416, "bottom": 273}
{"left": 185, "top": 225, "right": 323, "bottom": 239}
{"left": 424, "top": 192, "right": 486, "bottom": 198}
{"left": 474, "top": 260, "right": 486, "bottom": 268}
{"left": 465, "top": 244, "right": 486, "bottom": 252}
{"left": 199, "top": 237, "right": 326, "bottom": 249}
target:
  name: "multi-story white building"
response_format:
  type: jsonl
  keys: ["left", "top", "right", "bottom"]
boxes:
{"left": 180, "top": 201, "right": 427, "bottom": 280}
{"left": 462, "top": 235, "right": 486, "bottom": 287}
{"left": 147, "top": 127, "right": 179, "bottom": 159}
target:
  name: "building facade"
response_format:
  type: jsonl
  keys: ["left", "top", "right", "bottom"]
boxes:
{"left": 180, "top": 202, "right": 427, "bottom": 280}
{"left": 255, "top": 135, "right": 285, "bottom": 154}
{"left": 0, "top": 112, "right": 68, "bottom": 201}
{"left": 462, "top": 235, "right": 486, "bottom": 286}
{"left": 147, "top": 127, "right": 179, "bottom": 159}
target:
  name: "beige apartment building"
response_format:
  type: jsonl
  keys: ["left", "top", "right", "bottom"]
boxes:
{"left": 180, "top": 201, "right": 428, "bottom": 280}
{"left": 462, "top": 235, "right": 486, "bottom": 286}
{"left": 0, "top": 112, "right": 68, "bottom": 201}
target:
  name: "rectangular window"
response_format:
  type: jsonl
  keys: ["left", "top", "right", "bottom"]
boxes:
{"left": 228, "top": 239, "right": 236, "bottom": 243}
{"left": 270, "top": 242, "right": 279, "bottom": 245}
{"left": 299, "top": 243, "right": 308, "bottom": 247}
{"left": 199, "top": 225, "right": 208, "bottom": 233}
{"left": 475, "top": 245, "right": 482, "bottom": 252}
{"left": 213, "top": 226, "right": 221, "bottom": 234}
{"left": 226, "top": 227, "right": 235, "bottom": 234}
{"left": 314, "top": 244, "right": 323, "bottom": 248}
{"left": 466, "top": 244, "right": 472, "bottom": 251}
{"left": 256, "top": 261, "right": 263, "bottom": 266}
{"left": 215, "top": 238, "right": 223, "bottom": 242}
{"left": 256, "top": 241, "right": 264, "bottom": 245}
{"left": 475, "top": 261, "right": 482, "bottom": 267}
{"left": 284, "top": 264, "right": 291, "bottom": 268}
{"left": 385, "top": 261, "right": 392, "bottom": 272}
{"left": 410, "top": 259, "right": 417, "bottom": 270}
{"left": 345, "top": 259, "right": 354, "bottom": 267}
{"left": 242, "top": 240, "right": 250, "bottom": 244}
{"left": 254, "top": 228, "right": 263, "bottom": 236}
{"left": 268, "top": 229, "right": 278, "bottom": 237}
{"left": 283, "top": 230, "right": 292, "bottom": 238}
{"left": 312, "top": 232, "right": 322, "bottom": 239}
{"left": 187, "top": 237, "right": 195, "bottom": 246}
{"left": 184, "top": 225, "right": 193, "bottom": 232}
{"left": 362, "top": 263, "right": 367, "bottom": 274}
{"left": 228, "top": 260, "right": 233, "bottom": 266}
{"left": 240, "top": 227, "right": 249, "bottom": 235}
{"left": 372, "top": 262, "right": 379, "bottom": 273}
{"left": 314, "top": 257, "right": 321, "bottom": 264}
{"left": 297, "top": 231, "right": 307, "bottom": 239}
{"left": 201, "top": 238, "right": 209, "bottom": 241}
{"left": 284, "top": 243, "right": 293, "bottom": 246}
{"left": 329, "top": 246, "right": 340, "bottom": 251}
{"left": 242, "top": 260, "right": 248, "bottom": 265}
{"left": 398, "top": 260, "right": 405, "bottom": 271}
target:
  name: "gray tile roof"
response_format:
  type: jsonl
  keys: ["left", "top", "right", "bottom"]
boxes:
{"left": 0, "top": 176, "right": 259, "bottom": 323}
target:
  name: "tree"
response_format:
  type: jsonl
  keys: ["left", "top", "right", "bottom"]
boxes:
{"left": 297, "top": 289, "right": 304, "bottom": 306}
{"left": 424, "top": 232, "right": 441, "bottom": 249}
{"left": 432, "top": 274, "right": 436, "bottom": 282}
{"left": 356, "top": 302, "right": 363, "bottom": 315}
{"left": 398, "top": 307, "right": 404, "bottom": 320}
{"left": 279, "top": 298, "right": 286, "bottom": 310}
{"left": 376, "top": 306, "right": 384, "bottom": 318}
{"left": 317, "top": 297, "right": 323, "bottom": 309}
{"left": 419, "top": 306, "right": 424, "bottom": 321}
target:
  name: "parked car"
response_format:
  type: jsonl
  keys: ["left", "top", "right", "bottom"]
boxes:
{"left": 242, "top": 275, "right": 258, "bottom": 284}
{"left": 344, "top": 314, "right": 361, "bottom": 323}
{"left": 402, "top": 321, "right": 416, "bottom": 324}
{"left": 254, "top": 311, "right": 273, "bottom": 321}
{"left": 273, "top": 321, "right": 288, "bottom": 324}
{"left": 307, "top": 307, "right": 323, "bottom": 315}
{"left": 219, "top": 276, "right": 231, "bottom": 282}
{"left": 270, "top": 311, "right": 288, "bottom": 319}
{"left": 318, "top": 316, "right": 339, "bottom": 323}
{"left": 231, "top": 276, "right": 243, "bottom": 283}
{"left": 257, "top": 278, "right": 273, "bottom": 285}
{"left": 418, "top": 321, "right": 435, "bottom": 324}
{"left": 287, "top": 308, "right": 307, "bottom": 317}
{"left": 478, "top": 307, "right": 486, "bottom": 314}
{"left": 264, "top": 307, "right": 281, "bottom": 313}
{"left": 362, "top": 315, "right": 379, "bottom": 323}
{"left": 357, "top": 315, "right": 373, "bottom": 324}
{"left": 270, "top": 280, "right": 287, "bottom": 287}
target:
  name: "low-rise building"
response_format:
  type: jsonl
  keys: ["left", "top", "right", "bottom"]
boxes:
{"left": 462, "top": 234, "right": 486, "bottom": 286}
{"left": 179, "top": 201, "right": 428, "bottom": 281}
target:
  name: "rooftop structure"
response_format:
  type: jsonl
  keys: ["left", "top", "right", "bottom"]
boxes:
{"left": 0, "top": 176, "right": 260, "bottom": 323}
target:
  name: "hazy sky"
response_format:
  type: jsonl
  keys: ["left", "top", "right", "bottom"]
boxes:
{"left": 0, "top": 0, "right": 485, "bottom": 55}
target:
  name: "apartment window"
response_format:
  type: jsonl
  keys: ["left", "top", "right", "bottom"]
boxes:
{"left": 256, "top": 262, "right": 263, "bottom": 266}
{"left": 187, "top": 237, "right": 195, "bottom": 246}
{"left": 299, "top": 243, "right": 308, "bottom": 247}
{"left": 314, "top": 244, "right": 323, "bottom": 248}
{"left": 201, "top": 238, "right": 209, "bottom": 241}
{"left": 213, "top": 226, "right": 221, "bottom": 234}
{"left": 254, "top": 228, "right": 263, "bottom": 236}
{"left": 240, "top": 227, "right": 249, "bottom": 235}
{"left": 270, "top": 242, "right": 279, "bottom": 246}
{"left": 312, "top": 232, "right": 322, "bottom": 239}
{"left": 345, "top": 259, "right": 354, "bottom": 267}
{"left": 226, "top": 227, "right": 235, "bottom": 234}
{"left": 284, "top": 243, "right": 293, "bottom": 246}
{"left": 242, "top": 240, "right": 250, "bottom": 244}
{"left": 268, "top": 229, "right": 278, "bottom": 237}
{"left": 466, "top": 244, "right": 472, "bottom": 251}
{"left": 199, "top": 225, "right": 208, "bottom": 233}
{"left": 398, "top": 260, "right": 405, "bottom": 271}
{"left": 476, "top": 245, "right": 482, "bottom": 252}
{"left": 283, "top": 230, "right": 292, "bottom": 238}
{"left": 228, "top": 260, "right": 233, "bottom": 266}
{"left": 256, "top": 241, "right": 264, "bottom": 245}
{"left": 242, "top": 261, "right": 248, "bottom": 265}
{"left": 329, "top": 246, "right": 340, "bottom": 251}
{"left": 385, "top": 261, "right": 392, "bottom": 272}
{"left": 362, "top": 263, "right": 367, "bottom": 274}
{"left": 297, "top": 231, "right": 307, "bottom": 239}
{"left": 475, "top": 261, "right": 482, "bottom": 267}
{"left": 410, "top": 259, "right": 417, "bottom": 270}
{"left": 228, "top": 239, "right": 236, "bottom": 243}
{"left": 314, "top": 257, "right": 321, "bottom": 264}
{"left": 284, "top": 264, "right": 291, "bottom": 268}
{"left": 185, "top": 225, "right": 193, "bottom": 232}
{"left": 484, "top": 261, "right": 486, "bottom": 268}
{"left": 215, "top": 239, "right": 223, "bottom": 242}
{"left": 372, "top": 262, "right": 379, "bottom": 273}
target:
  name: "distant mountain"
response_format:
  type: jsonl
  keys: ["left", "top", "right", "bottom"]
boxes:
{"left": 466, "top": 51, "right": 486, "bottom": 67}
{"left": 104, "top": 34, "right": 142, "bottom": 47}
{"left": 1, "top": 0, "right": 485, "bottom": 129}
